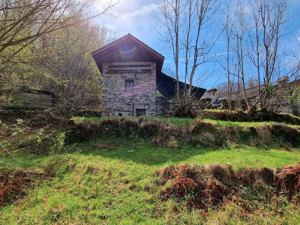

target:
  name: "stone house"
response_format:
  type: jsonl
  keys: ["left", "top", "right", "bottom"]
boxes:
{"left": 92, "top": 34, "right": 206, "bottom": 116}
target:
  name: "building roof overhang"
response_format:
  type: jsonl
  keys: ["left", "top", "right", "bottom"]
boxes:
{"left": 92, "top": 34, "right": 165, "bottom": 73}
{"left": 157, "top": 72, "right": 206, "bottom": 98}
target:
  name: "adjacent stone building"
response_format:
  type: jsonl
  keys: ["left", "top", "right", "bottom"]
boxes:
{"left": 200, "top": 77, "right": 300, "bottom": 115}
{"left": 92, "top": 34, "right": 206, "bottom": 116}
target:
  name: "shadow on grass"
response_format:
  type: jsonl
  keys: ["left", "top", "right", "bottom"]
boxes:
{"left": 74, "top": 137, "right": 213, "bottom": 166}
{"left": 5, "top": 136, "right": 299, "bottom": 170}
{"left": 72, "top": 137, "right": 300, "bottom": 167}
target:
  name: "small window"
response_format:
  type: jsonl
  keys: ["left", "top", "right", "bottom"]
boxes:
{"left": 125, "top": 80, "right": 134, "bottom": 93}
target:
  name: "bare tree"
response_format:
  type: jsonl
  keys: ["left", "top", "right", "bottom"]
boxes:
{"left": 0, "top": 0, "right": 118, "bottom": 110}
{"left": 38, "top": 20, "right": 109, "bottom": 115}
{"left": 222, "top": 0, "right": 235, "bottom": 112}
{"left": 154, "top": 0, "right": 183, "bottom": 102}
{"left": 250, "top": 0, "right": 293, "bottom": 109}
{"left": 233, "top": 1, "right": 251, "bottom": 110}
{"left": 0, "top": 0, "right": 117, "bottom": 70}
{"left": 249, "top": 0, "right": 262, "bottom": 105}
{"left": 214, "top": 0, "right": 300, "bottom": 113}
{"left": 154, "top": 0, "right": 221, "bottom": 114}
{"left": 185, "top": 0, "right": 220, "bottom": 101}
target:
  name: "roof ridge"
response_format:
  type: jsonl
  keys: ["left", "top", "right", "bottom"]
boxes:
{"left": 91, "top": 33, "right": 164, "bottom": 61}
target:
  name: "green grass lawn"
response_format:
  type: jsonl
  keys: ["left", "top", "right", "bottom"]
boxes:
{"left": 1, "top": 135, "right": 300, "bottom": 224}
{"left": 2, "top": 137, "right": 300, "bottom": 171}
{"left": 76, "top": 137, "right": 300, "bottom": 169}
{"left": 2, "top": 116, "right": 300, "bottom": 224}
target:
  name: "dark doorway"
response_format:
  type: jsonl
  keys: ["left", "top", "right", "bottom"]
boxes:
{"left": 136, "top": 109, "right": 146, "bottom": 116}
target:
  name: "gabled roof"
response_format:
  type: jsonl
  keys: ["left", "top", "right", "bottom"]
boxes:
{"left": 92, "top": 34, "right": 165, "bottom": 73}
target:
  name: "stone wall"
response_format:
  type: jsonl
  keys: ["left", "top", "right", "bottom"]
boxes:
{"left": 156, "top": 96, "right": 178, "bottom": 116}
{"left": 102, "top": 62, "right": 157, "bottom": 116}
{"left": 156, "top": 96, "right": 168, "bottom": 116}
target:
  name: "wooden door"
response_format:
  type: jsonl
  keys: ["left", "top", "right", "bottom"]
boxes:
{"left": 136, "top": 109, "right": 146, "bottom": 116}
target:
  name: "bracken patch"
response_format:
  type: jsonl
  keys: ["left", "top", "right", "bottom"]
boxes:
{"left": 159, "top": 164, "right": 231, "bottom": 210}
{"left": 0, "top": 169, "right": 53, "bottom": 207}
{"left": 277, "top": 163, "right": 300, "bottom": 202}
{"left": 157, "top": 162, "right": 300, "bottom": 211}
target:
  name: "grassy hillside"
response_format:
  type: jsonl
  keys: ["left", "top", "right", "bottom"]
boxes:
{"left": 1, "top": 116, "right": 300, "bottom": 224}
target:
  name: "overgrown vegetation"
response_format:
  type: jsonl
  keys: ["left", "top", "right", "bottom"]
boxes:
{"left": 0, "top": 0, "right": 118, "bottom": 115}
{"left": 1, "top": 114, "right": 300, "bottom": 224}
{"left": 157, "top": 162, "right": 300, "bottom": 212}
{"left": 0, "top": 168, "right": 53, "bottom": 207}
{"left": 67, "top": 116, "right": 300, "bottom": 149}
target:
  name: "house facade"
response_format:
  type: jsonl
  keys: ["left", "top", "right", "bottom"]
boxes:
{"left": 101, "top": 62, "right": 157, "bottom": 116}
{"left": 92, "top": 34, "right": 206, "bottom": 116}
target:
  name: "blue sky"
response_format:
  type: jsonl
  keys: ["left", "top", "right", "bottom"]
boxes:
{"left": 94, "top": 0, "right": 300, "bottom": 90}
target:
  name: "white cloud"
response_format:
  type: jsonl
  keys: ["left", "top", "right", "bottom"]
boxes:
{"left": 93, "top": 0, "right": 157, "bottom": 18}
{"left": 92, "top": 0, "right": 164, "bottom": 53}
{"left": 118, "top": 4, "right": 158, "bottom": 20}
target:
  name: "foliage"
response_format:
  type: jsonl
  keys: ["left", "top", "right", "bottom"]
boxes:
{"left": 197, "top": 109, "right": 300, "bottom": 125}
{"left": 287, "top": 85, "right": 300, "bottom": 116}
{"left": 0, "top": 0, "right": 118, "bottom": 113}
{"left": 0, "top": 0, "right": 116, "bottom": 68}
{"left": 37, "top": 18, "right": 116, "bottom": 114}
